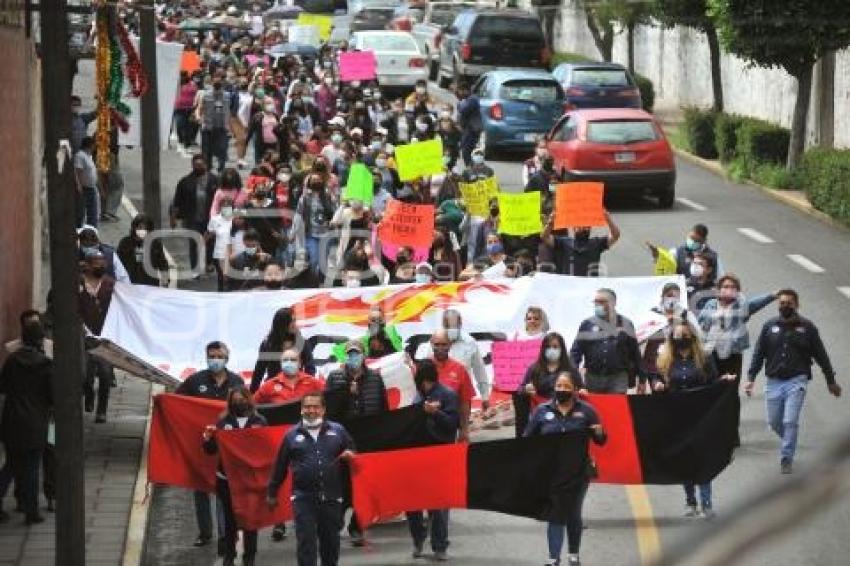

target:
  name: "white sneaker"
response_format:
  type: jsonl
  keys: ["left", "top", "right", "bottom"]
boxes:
{"left": 684, "top": 504, "right": 699, "bottom": 517}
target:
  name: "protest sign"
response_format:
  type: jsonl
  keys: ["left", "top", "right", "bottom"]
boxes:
{"left": 395, "top": 139, "right": 444, "bottom": 181}
{"left": 287, "top": 24, "right": 320, "bottom": 47}
{"left": 491, "top": 339, "right": 542, "bottom": 392}
{"left": 339, "top": 51, "right": 377, "bottom": 82}
{"left": 377, "top": 200, "right": 435, "bottom": 248}
{"left": 180, "top": 50, "right": 201, "bottom": 73}
{"left": 344, "top": 163, "right": 374, "bottom": 205}
{"left": 459, "top": 177, "right": 498, "bottom": 217}
{"left": 498, "top": 192, "right": 542, "bottom": 236}
{"left": 554, "top": 182, "right": 606, "bottom": 229}
{"left": 297, "top": 13, "right": 333, "bottom": 40}
{"left": 654, "top": 247, "right": 677, "bottom": 275}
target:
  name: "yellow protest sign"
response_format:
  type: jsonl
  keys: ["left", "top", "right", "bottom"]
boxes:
{"left": 297, "top": 13, "right": 333, "bottom": 40}
{"left": 459, "top": 177, "right": 498, "bottom": 217}
{"left": 497, "top": 192, "right": 542, "bottom": 236}
{"left": 395, "top": 139, "right": 444, "bottom": 181}
{"left": 654, "top": 247, "right": 677, "bottom": 275}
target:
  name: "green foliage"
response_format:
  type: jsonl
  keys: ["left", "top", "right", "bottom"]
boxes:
{"left": 751, "top": 162, "right": 794, "bottom": 190}
{"left": 551, "top": 52, "right": 594, "bottom": 66}
{"left": 635, "top": 73, "right": 655, "bottom": 112}
{"left": 714, "top": 113, "right": 745, "bottom": 162}
{"left": 736, "top": 118, "right": 790, "bottom": 166}
{"left": 666, "top": 124, "right": 689, "bottom": 152}
{"left": 655, "top": 0, "right": 711, "bottom": 32}
{"left": 682, "top": 106, "right": 718, "bottom": 159}
{"left": 795, "top": 148, "right": 850, "bottom": 226}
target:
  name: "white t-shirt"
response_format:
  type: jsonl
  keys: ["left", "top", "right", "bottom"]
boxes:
{"left": 237, "top": 92, "right": 254, "bottom": 128}
{"left": 207, "top": 214, "right": 233, "bottom": 260}
{"left": 229, "top": 229, "right": 246, "bottom": 257}
{"left": 236, "top": 417, "right": 249, "bottom": 429}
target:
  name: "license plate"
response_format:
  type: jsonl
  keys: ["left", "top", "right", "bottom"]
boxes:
{"left": 523, "top": 133, "right": 538, "bottom": 142}
{"left": 615, "top": 152, "right": 636, "bottom": 163}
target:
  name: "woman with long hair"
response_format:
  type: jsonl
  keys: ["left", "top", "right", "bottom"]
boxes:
{"left": 249, "top": 307, "right": 313, "bottom": 392}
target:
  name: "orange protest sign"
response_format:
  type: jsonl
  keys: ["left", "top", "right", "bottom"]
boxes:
{"left": 181, "top": 50, "right": 201, "bottom": 74}
{"left": 554, "top": 182, "right": 606, "bottom": 229}
{"left": 377, "top": 200, "right": 435, "bottom": 248}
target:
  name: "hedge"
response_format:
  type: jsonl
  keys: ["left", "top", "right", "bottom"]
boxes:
{"left": 714, "top": 113, "right": 745, "bottom": 163}
{"left": 796, "top": 148, "right": 850, "bottom": 226}
{"left": 736, "top": 118, "right": 790, "bottom": 166}
{"left": 635, "top": 73, "right": 654, "bottom": 113}
{"left": 682, "top": 106, "right": 718, "bottom": 159}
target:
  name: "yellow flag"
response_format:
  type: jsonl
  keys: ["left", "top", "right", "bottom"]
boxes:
{"left": 654, "top": 247, "right": 677, "bottom": 275}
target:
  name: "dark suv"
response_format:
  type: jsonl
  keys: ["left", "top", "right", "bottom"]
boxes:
{"left": 437, "top": 9, "right": 549, "bottom": 88}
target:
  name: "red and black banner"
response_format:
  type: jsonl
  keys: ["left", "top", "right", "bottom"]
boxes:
{"left": 148, "top": 383, "right": 739, "bottom": 529}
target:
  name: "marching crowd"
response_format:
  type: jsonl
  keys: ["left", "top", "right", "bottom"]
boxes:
{"left": 0, "top": 3, "right": 842, "bottom": 566}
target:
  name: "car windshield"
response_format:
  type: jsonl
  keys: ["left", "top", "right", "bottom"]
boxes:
{"left": 500, "top": 80, "right": 562, "bottom": 103}
{"left": 474, "top": 17, "right": 543, "bottom": 41}
{"left": 571, "top": 69, "right": 630, "bottom": 87}
{"left": 360, "top": 34, "right": 419, "bottom": 52}
{"left": 587, "top": 120, "right": 658, "bottom": 144}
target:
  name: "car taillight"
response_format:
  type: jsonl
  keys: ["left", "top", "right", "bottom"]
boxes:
{"left": 461, "top": 42, "right": 471, "bottom": 61}
{"left": 540, "top": 47, "right": 551, "bottom": 65}
{"left": 565, "top": 87, "right": 587, "bottom": 97}
{"left": 617, "top": 88, "right": 640, "bottom": 97}
{"left": 489, "top": 103, "right": 503, "bottom": 120}
{"left": 434, "top": 32, "right": 442, "bottom": 49}
{"left": 408, "top": 57, "right": 426, "bottom": 68}
{"left": 398, "top": 18, "right": 412, "bottom": 31}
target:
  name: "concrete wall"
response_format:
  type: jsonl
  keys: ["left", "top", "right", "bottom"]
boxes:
{"left": 526, "top": 0, "right": 850, "bottom": 149}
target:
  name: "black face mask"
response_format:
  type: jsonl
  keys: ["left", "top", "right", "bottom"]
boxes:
{"left": 779, "top": 306, "right": 796, "bottom": 320}
{"left": 489, "top": 207, "right": 499, "bottom": 217}
{"left": 554, "top": 390, "right": 573, "bottom": 404}
{"left": 233, "top": 402, "right": 251, "bottom": 417}
{"left": 575, "top": 231, "right": 590, "bottom": 241}
{"left": 90, "top": 267, "right": 106, "bottom": 278}
{"left": 265, "top": 280, "right": 283, "bottom": 290}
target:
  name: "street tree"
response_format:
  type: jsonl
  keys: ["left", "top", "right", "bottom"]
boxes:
{"left": 708, "top": 0, "right": 850, "bottom": 170}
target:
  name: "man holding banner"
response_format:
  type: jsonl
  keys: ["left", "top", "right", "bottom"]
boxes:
{"left": 542, "top": 210, "right": 620, "bottom": 277}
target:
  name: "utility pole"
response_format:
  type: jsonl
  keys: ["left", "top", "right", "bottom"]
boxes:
{"left": 139, "top": 0, "right": 161, "bottom": 226}
{"left": 38, "top": 1, "right": 86, "bottom": 564}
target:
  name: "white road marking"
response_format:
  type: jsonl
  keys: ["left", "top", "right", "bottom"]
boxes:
{"left": 675, "top": 197, "right": 707, "bottom": 211}
{"left": 787, "top": 254, "right": 825, "bottom": 273}
{"left": 838, "top": 287, "right": 850, "bottom": 300}
{"left": 737, "top": 227, "right": 775, "bottom": 244}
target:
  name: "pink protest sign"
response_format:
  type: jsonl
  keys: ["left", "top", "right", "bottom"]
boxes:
{"left": 339, "top": 51, "right": 377, "bottom": 82}
{"left": 491, "top": 339, "right": 542, "bottom": 393}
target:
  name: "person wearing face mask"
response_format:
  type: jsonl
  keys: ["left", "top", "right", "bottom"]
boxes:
{"left": 462, "top": 148, "right": 494, "bottom": 182}
{"left": 405, "top": 79, "right": 436, "bottom": 112}
{"left": 78, "top": 251, "right": 116, "bottom": 423}
{"left": 202, "top": 387, "right": 267, "bottom": 566}
{"left": 196, "top": 78, "right": 234, "bottom": 173}
{"left": 405, "top": 360, "right": 460, "bottom": 562}
{"left": 412, "top": 262, "right": 434, "bottom": 285}
{"left": 522, "top": 140, "right": 549, "bottom": 187}
{"left": 171, "top": 154, "right": 220, "bottom": 271}
{"left": 429, "top": 227, "right": 462, "bottom": 281}
{"left": 685, "top": 253, "right": 715, "bottom": 311}
{"left": 116, "top": 214, "right": 168, "bottom": 287}
{"left": 177, "top": 341, "right": 243, "bottom": 550}
{"left": 413, "top": 114, "right": 435, "bottom": 141}
{"left": 647, "top": 223, "right": 721, "bottom": 284}
{"left": 206, "top": 198, "right": 236, "bottom": 291}
{"left": 258, "top": 263, "right": 286, "bottom": 291}
{"left": 243, "top": 181, "right": 287, "bottom": 266}
{"left": 246, "top": 96, "right": 280, "bottom": 164}
{"left": 331, "top": 306, "right": 403, "bottom": 363}
{"left": 174, "top": 74, "right": 200, "bottom": 152}
{"left": 437, "top": 112, "right": 461, "bottom": 170}
{"left": 332, "top": 246, "right": 382, "bottom": 289}
{"left": 524, "top": 373, "right": 607, "bottom": 566}
{"left": 291, "top": 174, "right": 337, "bottom": 272}
{"left": 320, "top": 128, "right": 346, "bottom": 167}
{"left": 228, "top": 229, "right": 271, "bottom": 291}
{"left": 484, "top": 233, "right": 506, "bottom": 265}
{"left": 267, "top": 392, "right": 355, "bottom": 565}
{"left": 746, "top": 289, "right": 841, "bottom": 475}
{"left": 455, "top": 82, "right": 482, "bottom": 167}
{"left": 370, "top": 169, "right": 392, "bottom": 220}
{"left": 255, "top": 348, "right": 323, "bottom": 404}
{"left": 653, "top": 320, "right": 735, "bottom": 519}
{"left": 323, "top": 340, "right": 386, "bottom": 547}
{"left": 524, "top": 155, "right": 560, "bottom": 196}
{"left": 316, "top": 74, "right": 338, "bottom": 122}
{"left": 210, "top": 167, "right": 244, "bottom": 217}
{"left": 331, "top": 196, "right": 372, "bottom": 265}
{"left": 374, "top": 151, "right": 401, "bottom": 197}
{"left": 570, "top": 288, "right": 646, "bottom": 394}
{"left": 77, "top": 225, "right": 130, "bottom": 283}
{"left": 541, "top": 210, "right": 620, "bottom": 277}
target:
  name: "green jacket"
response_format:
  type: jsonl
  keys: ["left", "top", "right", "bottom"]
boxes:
{"left": 437, "top": 199, "right": 464, "bottom": 235}
{"left": 331, "top": 324, "right": 403, "bottom": 363}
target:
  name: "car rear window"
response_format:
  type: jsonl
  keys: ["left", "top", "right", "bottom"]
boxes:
{"left": 571, "top": 69, "right": 631, "bottom": 87}
{"left": 587, "top": 120, "right": 658, "bottom": 144}
{"left": 472, "top": 16, "right": 544, "bottom": 42}
{"left": 431, "top": 10, "right": 461, "bottom": 26}
{"left": 361, "top": 34, "right": 419, "bottom": 52}
{"left": 500, "top": 80, "right": 563, "bottom": 103}
{"left": 358, "top": 8, "right": 394, "bottom": 20}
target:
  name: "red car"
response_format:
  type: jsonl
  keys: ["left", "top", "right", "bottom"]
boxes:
{"left": 545, "top": 108, "right": 676, "bottom": 208}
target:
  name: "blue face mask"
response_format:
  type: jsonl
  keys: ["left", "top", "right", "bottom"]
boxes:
{"left": 486, "top": 243, "right": 503, "bottom": 255}
{"left": 594, "top": 304, "right": 607, "bottom": 319}
{"left": 414, "top": 273, "right": 431, "bottom": 284}
{"left": 686, "top": 237, "right": 703, "bottom": 252}
{"left": 472, "top": 155, "right": 484, "bottom": 165}
{"left": 245, "top": 246, "right": 257, "bottom": 256}
{"left": 207, "top": 358, "right": 226, "bottom": 372}
{"left": 346, "top": 352, "right": 363, "bottom": 369}
{"left": 280, "top": 360, "right": 299, "bottom": 376}
{"left": 81, "top": 245, "right": 98, "bottom": 256}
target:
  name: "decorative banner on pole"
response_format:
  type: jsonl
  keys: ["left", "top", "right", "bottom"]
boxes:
{"left": 297, "top": 13, "right": 333, "bottom": 40}
{"left": 459, "top": 177, "right": 499, "bottom": 217}
{"left": 395, "top": 139, "right": 444, "bottom": 181}
{"left": 339, "top": 51, "right": 377, "bottom": 82}
{"left": 497, "top": 192, "right": 542, "bottom": 236}
{"left": 554, "top": 182, "right": 606, "bottom": 229}
{"left": 377, "top": 200, "right": 435, "bottom": 248}
{"left": 343, "top": 163, "right": 374, "bottom": 205}
{"left": 654, "top": 247, "right": 678, "bottom": 275}
{"left": 491, "top": 339, "right": 542, "bottom": 392}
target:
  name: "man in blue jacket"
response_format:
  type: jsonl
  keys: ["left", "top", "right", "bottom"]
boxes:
{"left": 267, "top": 392, "right": 355, "bottom": 566}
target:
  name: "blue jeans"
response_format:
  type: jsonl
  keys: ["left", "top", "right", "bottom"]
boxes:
{"left": 305, "top": 235, "right": 322, "bottom": 273}
{"left": 683, "top": 482, "right": 712, "bottom": 509}
{"left": 547, "top": 482, "right": 588, "bottom": 559}
{"left": 5, "top": 449, "right": 40, "bottom": 520}
{"left": 77, "top": 186, "right": 100, "bottom": 228}
{"left": 406, "top": 509, "right": 449, "bottom": 553}
{"left": 765, "top": 375, "right": 808, "bottom": 461}
{"left": 292, "top": 495, "right": 344, "bottom": 566}
{"left": 193, "top": 490, "right": 225, "bottom": 540}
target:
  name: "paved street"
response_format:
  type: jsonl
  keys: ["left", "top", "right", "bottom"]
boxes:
{"left": 128, "top": 74, "right": 850, "bottom": 564}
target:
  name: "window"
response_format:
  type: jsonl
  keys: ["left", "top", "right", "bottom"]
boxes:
{"left": 432, "top": 9, "right": 462, "bottom": 27}
{"left": 473, "top": 16, "right": 544, "bottom": 41}
{"left": 499, "top": 80, "right": 563, "bottom": 103}
{"left": 552, "top": 115, "right": 578, "bottom": 142}
{"left": 361, "top": 34, "right": 420, "bottom": 52}
{"left": 570, "top": 69, "right": 631, "bottom": 87}
{"left": 586, "top": 120, "right": 658, "bottom": 144}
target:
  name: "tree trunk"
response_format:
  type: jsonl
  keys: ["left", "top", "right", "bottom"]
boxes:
{"left": 787, "top": 62, "right": 814, "bottom": 172}
{"left": 705, "top": 24, "right": 724, "bottom": 112}
{"left": 627, "top": 21, "right": 635, "bottom": 74}
{"left": 817, "top": 51, "right": 835, "bottom": 148}
{"left": 584, "top": 7, "right": 613, "bottom": 62}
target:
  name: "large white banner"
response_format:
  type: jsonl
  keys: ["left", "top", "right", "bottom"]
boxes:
{"left": 102, "top": 274, "right": 682, "bottom": 382}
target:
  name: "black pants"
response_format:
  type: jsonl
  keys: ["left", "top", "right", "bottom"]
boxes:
{"left": 293, "top": 495, "right": 343, "bottom": 566}
{"left": 43, "top": 445, "right": 56, "bottom": 501}
{"left": 187, "top": 222, "right": 213, "bottom": 272}
{"left": 460, "top": 130, "right": 480, "bottom": 167}
{"left": 714, "top": 352, "right": 743, "bottom": 445}
{"left": 201, "top": 128, "right": 229, "bottom": 172}
{"left": 6, "top": 448, "right": 41, "bottom": 521}
{"left": 84, "top": 355, "right": 113, "bottom": 416}
{"left": 512, "top": 392, "right": 531, "bottom": 438}
{"left": 217, "top": 478, "right": 257, "bottom": 561}
{"left": 548, "top": 481, "right": 589, "bottom": 557}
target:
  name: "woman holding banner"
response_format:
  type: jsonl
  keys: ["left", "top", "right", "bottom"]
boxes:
{"left": 202, "top": 386, "right": 268, "bottom": 566}
{"left": 524, "top": 373, "right": 606, "bottom": 566}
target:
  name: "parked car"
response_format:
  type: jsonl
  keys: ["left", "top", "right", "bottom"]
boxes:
{"left": 545, "top": 109, "right": 676, "bottom": 208}
{"left": 389, "top": 3, "right": 425, "bottom": 32}
{"left": 349, "top": 31, "right": 428, "bottom": 92}
{"left": 552, "top": 62, "right": 642, "bottom": 110}
{"left": 411, "top": 1, "right": 477, "bottom": 81}
{"left": 350, "top": 5, "right": 396, "bottom": 32}
{"left": 437, "top": 9, "right": 549, "bottom": 88}
{"left": 472, "top": 69, "right": 567, "bottom": 158}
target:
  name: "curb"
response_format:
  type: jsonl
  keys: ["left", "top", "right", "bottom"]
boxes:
{"left": 672, "top": 147, "right": 848, "bottom": 232}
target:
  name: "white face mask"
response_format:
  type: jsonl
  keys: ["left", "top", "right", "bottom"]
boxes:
{"left": 416, "top": 122, "right": 428, "bottom": 132}
{"left": 662, "top": 297, "right": 679, "bottom": 311}
{"left": 690, "top": 262, "right": 705, "bottom": 278}
{"left": 324, "top": 77, "right": 334, "bottom": 86}
{"left": 135, "top": 229, "right": 148, "bottom": 239}
{"left": 439, "top": 111, "right": 451, "bottom": 120}
{"left": 277, "top": 173, "right": 290, "bottom": 183}
{"left": 404, "top": 104, "right": 414, "bottom": 113}
{"left": 264, "top": 104, "right": 275, "bottom": 112}
{"left": 375, "top": 158, "right": 387, "bottom": 168}
{"left": 302, "top": 416, "right": 322, "bottom": 429}
{"left": 446, "top": 328, "right": 460, "bottom": 342}
{"left": 351, "top": 80, "right": 361, "bottom": 88}
{"left": 415, "top": 87, "right": 426, "bottom": 95}
{"left": 331, "top": 134, "right": 343, "bottom": 144}
{"left": 472, "top": 154, "right": 484, "bottom": 165}
{"left": 345, "top": 278, "right": 361, "bottom": 288}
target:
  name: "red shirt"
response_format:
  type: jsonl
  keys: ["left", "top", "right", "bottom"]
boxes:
{"left": 254, "top": 372, "right": 323, "bottom": 405}
{"left": 433, "top": 357, "right": 474, "bottom": 404}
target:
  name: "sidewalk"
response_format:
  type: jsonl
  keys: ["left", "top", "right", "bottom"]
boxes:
{"left": 0, "top": 201, "right": 152, "bottom": 566}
